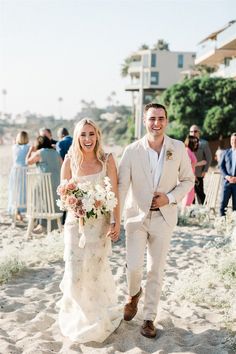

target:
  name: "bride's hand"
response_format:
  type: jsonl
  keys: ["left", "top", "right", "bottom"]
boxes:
{"left": 106, "top": 223, "right": 120, "bottom": 242}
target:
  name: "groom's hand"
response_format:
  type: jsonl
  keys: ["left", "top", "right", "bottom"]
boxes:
{"left": 106, "top": 223, "right": 120, "bottom": 242}
{"left": 151, "top": 192, "right": 169, "bottom": 208}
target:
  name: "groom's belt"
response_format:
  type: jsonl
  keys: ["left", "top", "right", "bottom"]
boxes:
{"left": 149, "top": 208, "right": 160, "bottom": 211}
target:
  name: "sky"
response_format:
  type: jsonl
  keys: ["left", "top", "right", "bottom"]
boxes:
{"left": 0, "top": 0, "right": 235, "bottom": 119}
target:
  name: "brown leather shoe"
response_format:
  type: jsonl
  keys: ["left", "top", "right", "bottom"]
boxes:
{"left": 124, "top": 288, "right": 142, "bottom": 321}
{"left": 140, "top": 320, "right": 157, "bottom": 338}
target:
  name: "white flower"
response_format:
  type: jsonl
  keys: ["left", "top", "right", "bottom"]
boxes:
{"left": 94, "top": 185, "right": 106, "bottom": 201}
{"left": 56, "top": 199, "right": 66, "bottom": 210}
{"left": 82, "top": 196, "right": 95, "bottom": 212}
{"left": 78, "top": 181, "right": 92, "bottom": 193}
{"left": 104, "top": 176, "right": 112, "bottom": 191}
{"left": 105, "top": 191, "right": 117, "bottom": 211}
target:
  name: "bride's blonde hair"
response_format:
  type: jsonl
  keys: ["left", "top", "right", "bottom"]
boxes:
{"left": 70, "top": 118, "right": 105, "bottom": 173}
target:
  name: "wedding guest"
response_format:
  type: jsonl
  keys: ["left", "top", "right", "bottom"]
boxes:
{"left": 8, "top": 131, "right": 30, "bottom": 221}
{"left": 56, "top": 127, "right": 73, "bottom": 225}
{"left": 182, "top": 135, "right": 207, "bottom": 207}
{"left": 219, "top": 132, "right": 236, "bottom": 216}
{"left": 58, "top": 118, "right": 122, "bottom": 343}
{"left": 56, "top": 127, "right": 72, "bottom": 160}
{"left": 215, "top": 146, "right": 224, "bottom": 167}
{"left": 119, "top": 103, "right": 194, "bottom": 338}
{"left": 189, "top": 125, "right": 212, "bottom": 204}
{"left": 26, "top": 135, "right": 62, "bottom": 233}
{"left": 39, "top": 127, "right": 57, "bottom": 147}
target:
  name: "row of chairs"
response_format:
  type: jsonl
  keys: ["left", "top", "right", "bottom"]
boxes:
{"left": 11, "top": 168, "right": 223, "bottom": 237}
{"left": 203, "top": 171, "right": 222, "bottom": 214}
{"left": 11, "top": 167, "right": 62, "bottom": 237}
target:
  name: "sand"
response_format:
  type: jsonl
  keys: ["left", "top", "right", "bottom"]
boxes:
{"left": 0, "top": 144, "right": 234, "bottom": 354}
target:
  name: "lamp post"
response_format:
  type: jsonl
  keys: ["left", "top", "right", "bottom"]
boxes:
{"left": 2, "top": 89, "right": 7, "bottom": 117}
{"left": 135, "top": 56, "right": 144, "bottom": 140}
{"left": 58, "top": 97, "right": 63, "bottom": 119}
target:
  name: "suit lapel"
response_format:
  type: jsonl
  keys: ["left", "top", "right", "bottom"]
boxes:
{"left": 158, "top": 136, "right": 173, "bottom": 190}
{"left": 228, "top": 149, "right": 233, "bottom": 174}
{"left": 138, "top": 137, "right": 153, "bottom": 190}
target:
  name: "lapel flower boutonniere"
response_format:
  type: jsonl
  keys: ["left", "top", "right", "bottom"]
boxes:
{"left": 166, "top": 149, "right": 174, "bottom": 161}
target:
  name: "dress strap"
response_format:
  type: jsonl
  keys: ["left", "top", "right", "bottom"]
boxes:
{"left": 64, "top": 152, "right": 77, "bottom": 178}
{"left": 103, "top": 153, "right": 111, "bottom": 175}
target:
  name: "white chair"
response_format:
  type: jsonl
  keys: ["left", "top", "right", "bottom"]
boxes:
{"left": 10, "top": 166, "right": 28, "bottom": 226}
{"left": 204, "top": 171, "right": 222, "bottom": 214}
{"left": 26, "top": 171, "right": 63, "bottom": 238}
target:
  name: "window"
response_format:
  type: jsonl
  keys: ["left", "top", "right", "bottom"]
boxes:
{"left": 224, "top": 57, "right": 231, "bottom": 67}
{"left": 150, "top": 72, "right": 159, "bottom": 85}
{"left": 178, "top": 54, "right": 184, "bottom": 68}
{"left": 151, "top": 53, "right": 156, "bottom": 67}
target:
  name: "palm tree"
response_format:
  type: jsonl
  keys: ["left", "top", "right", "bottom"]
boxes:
{"left": 121, "top": 56, "right": 133, "bottom": 77}
{"left": 58, "top": 97, "right": 63, "bottom": 119}
{"left": 111, "top": 91, "right": 116, "bottom": 106}
{"left": 2, "top": 89, "right": 7, "bottom": 115}
{"left": 106, "top": 96, "right": 112, "bottom": 107}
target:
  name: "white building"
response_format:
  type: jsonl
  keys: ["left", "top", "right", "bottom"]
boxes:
{"left": 126, "top": 49, "right": 195, "bottom": 92}
{"left": 125, "top": 48, "right": 195, "bottom": 138}
{"left": 195, "top": 20, "right": 236, "bottom": 79}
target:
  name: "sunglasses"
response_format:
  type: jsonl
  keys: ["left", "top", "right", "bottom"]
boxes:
{"left": 190, "top": 130, "right": 199, "bottom": 133}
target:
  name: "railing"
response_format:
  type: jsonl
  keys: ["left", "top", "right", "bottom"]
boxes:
{"left": 217, "top": 21, "right": 236, "bottom": 48}
{"left": 196, "top": 39, "right": 216, "bottom": 59}
{"left": 212, "top": 58, "right": 236, "bottom": 78}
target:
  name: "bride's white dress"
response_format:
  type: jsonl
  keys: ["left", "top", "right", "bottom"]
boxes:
{"left": 58, "top": 169, "right": 122, "bottom": 343}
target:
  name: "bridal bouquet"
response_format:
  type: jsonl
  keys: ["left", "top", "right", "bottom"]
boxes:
{"left": 56, "top": 176, "right": 117, "bottom": 220}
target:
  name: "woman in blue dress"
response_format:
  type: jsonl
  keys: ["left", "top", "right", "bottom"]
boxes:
{"left": 8, "top": 131, "right": 30, "bottom": 221}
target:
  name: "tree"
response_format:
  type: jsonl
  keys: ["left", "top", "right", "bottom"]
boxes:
{"left": 121, "top": 57, "right": 133, "bottom": 77}
{"left": 152, "top": 39, "right": 169, "bottom": 51}
{"left": 161, "top": 76, "right": 236, "bottom": 140}
{"left": 139, "top": 44, "right": 149, "bottom": 50}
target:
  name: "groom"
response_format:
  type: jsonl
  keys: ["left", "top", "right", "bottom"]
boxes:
{"left": 118, "top": 103, "right": 194, "bottom": 338}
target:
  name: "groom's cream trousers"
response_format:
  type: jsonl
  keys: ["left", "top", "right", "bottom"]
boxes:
{"left": 126, "top": 210, "right": 173, "bottom": 321}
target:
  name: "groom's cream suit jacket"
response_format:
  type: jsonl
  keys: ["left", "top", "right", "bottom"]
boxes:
{"left": 119, "top": 135, "right": 195, "bottom": 234}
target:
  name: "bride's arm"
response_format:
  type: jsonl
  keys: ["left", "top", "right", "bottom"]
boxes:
{"left": 60, "top": 155, "right": 72, "bottom": 181}
{"left": 106, "top": 154, "right": 120, "bottom": 241}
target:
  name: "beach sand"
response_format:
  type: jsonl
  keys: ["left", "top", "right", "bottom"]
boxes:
{"left": 0, "top": 144, "right": 233, "bottom": 353}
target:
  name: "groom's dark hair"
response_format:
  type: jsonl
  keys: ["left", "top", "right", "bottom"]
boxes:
{"left": 144, "top": 103, "right": 168, "bottom": 118}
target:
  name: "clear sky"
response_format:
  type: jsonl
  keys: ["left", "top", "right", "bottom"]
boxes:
{"left": 0, "top": 0, "right": 235, "bottom": 119}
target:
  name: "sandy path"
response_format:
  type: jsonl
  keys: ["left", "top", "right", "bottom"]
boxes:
{"left": 0, "top": 213, "right": 232, "bottom": 354}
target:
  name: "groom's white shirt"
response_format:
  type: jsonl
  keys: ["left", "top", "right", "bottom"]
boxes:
{"left": 119, "top": 134, "right": 195, "bottom": 234}
{"left": 143, "top": 135, "right": 175, "bottom": 205}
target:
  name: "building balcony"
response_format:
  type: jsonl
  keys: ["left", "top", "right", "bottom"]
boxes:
{"left": 195, "top": 21, "right": 236, "bottom": 66}
{"left": 211, "top": 58, "right": 236, "bottom": 79}
{"left": 125, "top": 82, "right": 161, "bottom": 92}
{"left": 217, "top": 21, "right": 236, "bottom": 50}
{"left": 128, "top": 61, "right": 142, "bottom": 74}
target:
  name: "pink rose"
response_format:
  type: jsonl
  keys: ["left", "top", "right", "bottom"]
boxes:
{"left": 66, "top": 195, "right": 77, "bottom": 206}
{"left": 66, "top": 182, "right": 76, "bottom": 191}
{"left": 94, "top": 200, "right": 102, "bottom": 209}
{"left": 57, "top": 185, "right": 66, "bottom": 196}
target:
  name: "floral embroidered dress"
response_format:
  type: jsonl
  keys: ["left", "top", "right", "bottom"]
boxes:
{"left": 182, "top": 147, "right": 197, "bottom": 206}
{"left": 58, "top": 160, "right": 122, "bottom": 343}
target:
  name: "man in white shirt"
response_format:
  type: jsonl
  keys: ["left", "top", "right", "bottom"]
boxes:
{"left": 118, "top": 103, "right": 194, "bottom": 338}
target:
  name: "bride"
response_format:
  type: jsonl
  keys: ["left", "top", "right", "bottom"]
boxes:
{"left": 58, "top": 118, "right": 122, "bottom": 343}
